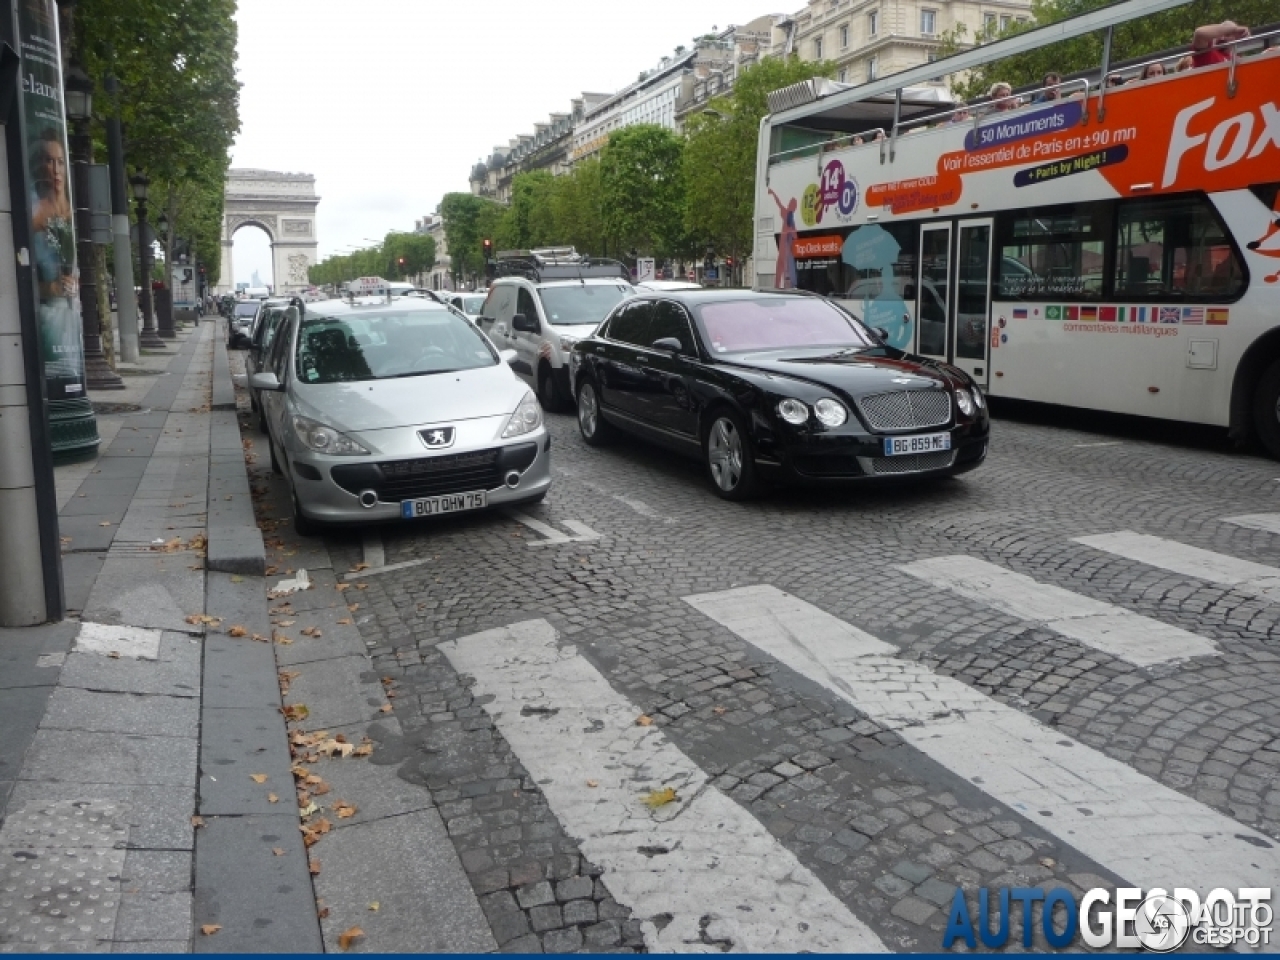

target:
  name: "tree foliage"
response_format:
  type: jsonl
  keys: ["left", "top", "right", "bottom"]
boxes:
{"left": 308, "top": 231, "right": 436, "bottom": 286}
{"left": 440, "top": 192, "right": 505, "bottom": 286}
{"left": 682, "top": 56, "right": 834, "bottom": 272}
{"left": 73, "top": 0, "right": 239, "bottom": 281}
{"left": 938, "top": 0, "right": 1278, "bottom": 100}
{"left": 599, "top": 124, "right": 686, "bottom": 259}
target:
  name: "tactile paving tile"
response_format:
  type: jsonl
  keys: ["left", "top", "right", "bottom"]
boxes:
{"left": 0, "top": 801, "right": 127, "bottom": 951}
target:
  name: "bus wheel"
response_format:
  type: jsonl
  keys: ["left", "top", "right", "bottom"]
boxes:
{"left": 1252, "top": 358, "right": 1280, "bottom": 460}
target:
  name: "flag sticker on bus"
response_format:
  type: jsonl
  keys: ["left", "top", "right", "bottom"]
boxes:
{"left": 1012, "top": 308, "right": 1028, "bottom": 319}
{"left": 1182, "top": 307, "right": 1205, "bottom": 324}
{"left": 1207, "top": 309, "right": 1230, "bottom": 326}
{"left": 1160, "top": 308, "right": 1181, "bottom": 324}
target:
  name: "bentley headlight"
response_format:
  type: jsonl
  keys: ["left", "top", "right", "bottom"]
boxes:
{"left": 955, "top": 389, "right": 975, "bottom": 417}
{"left": 971, "top": 386, "right": 985, "bottom": 410}
{"left": 291, "top": 415, "right": 370, "bottom": 456}
{"left": 502, "top": 390, "right": 543, "bottom": 439}
{"left": 814, "top": 398, "right": 848, "bottom": 427}
{"left": 777, "top": 398, "right": 809, "bottom": 425}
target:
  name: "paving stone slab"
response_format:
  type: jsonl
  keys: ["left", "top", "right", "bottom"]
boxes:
{"left": 201, "top": 635, "right": 280, "bottom": 710}
{"left": 191, "top": 813, "right": 321, "bottom": 954}
{"left": 4, "top": 783, "right": 194, "bottom": 853}
{"left": 272, "top": 606, "right": 368, "bottom": 667}
{"left": 82, "top": 556, "right": 205, "bottom": 635}
{"left": 0, "top": 685, "right": 57, "bottom": 782}
{"left": 113, "top": 890, "right": 191, "bottom": 943}
{"left": 280, "top": 656, "right": 385, "bottom": 730}
{"left": 118, "top": 850, "right": 192, "bottom": 893}
{"left": 0, "top": 621, "right": 76, "bottom": 691}
{"left": 20, "top": 729, "right": 197, "bottom": 788}
{"left": 57, "top": 636, "right": 201, "bottom": 698}
{"left": 312, "top": 811, "right": 496, "bottom": 954}
{"left": 197, "top": 706, "right": 294, "bottom": 817}
{"left": 303, "top": 745, "right": 434, "bottom": 831}
{"left": 40, "top": 687, "right": 196, "bottom": 739}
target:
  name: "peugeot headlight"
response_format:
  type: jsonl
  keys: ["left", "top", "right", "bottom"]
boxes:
{"left": 559, "top": 334, "right": 580, "bottom": 352}
{"left": 502, "top": 390, "right": 543, "bottom": 439}
{"left": 777, "top": 398, "right": 808, "bottom": 425}
{"left": 291, "top": 415, "right": 370, "bottom": 456}
{"left": 814, "top": 398, "right": 849, "bottom": 427}
{"left": 971, "top": 386, "right": 985, "bottom": 410}
{"left": 954, "top": 388, "right": 975, "bottom": 417}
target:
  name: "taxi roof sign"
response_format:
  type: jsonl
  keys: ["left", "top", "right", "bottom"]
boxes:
{"left": 347, "top": 276, "right": 389, "bottom": 297}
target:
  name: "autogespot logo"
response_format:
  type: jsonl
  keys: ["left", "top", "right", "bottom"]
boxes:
{"left": 943, "top": 886, "right": 1273, "bottom": 951}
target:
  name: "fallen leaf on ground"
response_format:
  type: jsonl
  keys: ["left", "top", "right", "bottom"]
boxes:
{"left": 275, "top": 633, "right": 294, "bottom": 645}
{"left": 276, "top": 619, "right": 296, "bottom": 627}
{"left": 98, "top": 521, "right": 112, "bottom": 527}
{"left": 313, "top": 781, "right": 331, "bottom": 796}
{"left": 379, "top": 704, "right": 392, "bottom": 713}
{"left": 200, "top": 925, "right": 221, "bottom": 936}
{"left": 107, "top": 651, "right": 121, "bottom": 659}
{"left": 299, "top": 801, "right": 319, "bottom": 818}
{"left": 309, "top": 859, "right": 321, "bottom": 875}
{"left": 1040, "top": 857, "right": 1056, "bottom": 868}
{"left": 334, "top": 801, "right": 357, "bottom": 819}
{"left": 250, "top": 773, "right": 267, "bottom": 783}
{"left": 252, "top": 633, "right": 269, "bottom": 643}
{"left": 586, "top": 779, "right": 599, "bottom": 788}
{"left": 191, "top": 816, "right": 205, "bottom": 828}
{"left": 301, "top": 627, "right": 322, "bottom": 638}
{"left": 265, "top": 565, "right": 278, "bottom": 576}
{"left": 281, "top": 703, "right": 309, "bottom": 722}
{"left": 348, "top": 603, "right": 360, "bottom": 612}
{"left": 352, "top": 743, "right": 373, "bottom": 757}
{"left": 351, "top": 562, "right": 370, "bottom": 572}
{"left": 268, "top": 793, "right": 279, "bottom": 803}
{"left": 338, "top": 927, "right": 364, "bottom": 951}
{"left": 337, "top": 618, "right": 353, "bottom": 625}
{"left": 317, "top": 907, "right": 330, "bottom": 919}
{"left": 184, "top": 614, "right": 222, "bottom": 627}
{"left": 641, "top": 786, "right": 679, "bottom": 808}
{"left": 368, "top": 902, "right": 380, "bottom": 913}
{"left": 635, "top": 714, "right": 653, "bottom": 727}
{"left": 318, "top": 739, "right": 354, "bottom": 758}
{"left": 272, "top": 847, "right": 285, "bottom": 856}
{"left": 305, "top": 774, "right": 323, "bottom": 785}
{"left": 334, "top": 583, "right": 350, "bottom": 592}
{"left": 227, "top": 625, "right": 248, "bottom": 638}
{"left": 355, "top": 583, "right": 368, "bottom": 590}
{"left": 712, "top": 705, "right": 727, "bottom": 716}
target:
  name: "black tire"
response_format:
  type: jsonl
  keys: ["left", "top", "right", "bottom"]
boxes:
{"left": 576, "top": 379, "right": 616, "bottom": 446}
{"left": 702, "top": 407, "right": 761, "bottom": 501}
{"left": 291, "top": 486, "right": 321, "bottom": 537}
{"left": 538, "top": 363, "right": 567, "bottom": 413}
{"left": 1253, "top": 358, "right": 1280, "bottom": 459}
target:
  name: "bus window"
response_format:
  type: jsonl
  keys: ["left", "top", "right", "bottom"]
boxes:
{"left": 1114, "top": 195, "right": 1245, "bottom": 300}
{"left": 997, "top": 202, "right": 1109, "bottom": 301}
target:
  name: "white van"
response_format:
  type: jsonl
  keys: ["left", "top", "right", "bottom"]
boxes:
{"left": 244, "top": 286, "right": 271, "bottom": 299}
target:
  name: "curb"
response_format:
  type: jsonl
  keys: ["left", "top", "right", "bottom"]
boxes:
{"left": 211, "top": 318, "right": 236, "bottom": 411}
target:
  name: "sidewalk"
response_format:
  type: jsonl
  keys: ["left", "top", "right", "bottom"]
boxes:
{"left": 0, "top": 315, "right": 492, "bottom": 954}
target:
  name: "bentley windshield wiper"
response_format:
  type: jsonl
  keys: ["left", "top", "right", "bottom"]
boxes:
{"left": 384, "top": 368, "right": 462, "bottom": 379}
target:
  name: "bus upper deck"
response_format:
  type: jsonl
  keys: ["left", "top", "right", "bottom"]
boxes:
{"left": 753, "top": 0, "right": 1280, "bottom": 455}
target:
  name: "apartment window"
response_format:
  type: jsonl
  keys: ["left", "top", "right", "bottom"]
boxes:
{"left": 984, "top": 12, "right": 997, "bottom": 36}
{"left": 867, "top": 56, "right": 878, "bottom": 80}
{"left": 814, "top": 36, "right": 824, "bottom": 58}
{"left": 838, "top": 67, "right": 848, "bottom": 82}
{"left": 1000, "top": 15, "right": 1011, "bottom": 30}
{"left": 920, "top": 8, "right": 936, "bottom": 34}
{"left": 840, "top": 23, "right": 849, "bottom": 48}
{"left": 868, "top": 10, "right": 879, "bottom": 36}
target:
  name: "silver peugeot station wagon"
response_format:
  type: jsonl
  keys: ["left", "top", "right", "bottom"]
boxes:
{"left": 249, "top": 288, "right": 550, "bottom": 536}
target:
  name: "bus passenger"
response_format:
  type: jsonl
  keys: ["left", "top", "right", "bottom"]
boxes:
{"left": 1175, "top": 54, "right": 1195, "bottom": 71}
{"left": 949, "top": 102, "right": 971, "bottom": 123}
{"left": 1141, "top": 62, "right": 1166, "bottom": 79}
{"left": 1191, "top": 20, "right": 1249, "bottom": 66}
{"left": 1032, "top": 72, "right": 1062, "bottom": 102}
{"left": 987, "top": 82, "right": 1018, "bottom": 111}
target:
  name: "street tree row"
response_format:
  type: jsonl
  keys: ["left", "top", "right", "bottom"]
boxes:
{"left": 308, "top": 232, "right": 437, "bottom": 287}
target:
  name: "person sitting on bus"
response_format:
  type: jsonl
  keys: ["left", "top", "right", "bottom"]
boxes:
{"left": 987, "top": 82, "right": 1019, "bottom": 112}
{"left": 1175, "top": 54, "right": 1195, "bottom": 71}
{"left": 1032, "top": 72, "right": 1062, "bottom": 102}
{"left": 851, "top": 135, "right": 864, "bottom": 145}
{"left": 1191, "top": 20, "right": 1249, "bottom": 67}
{"left": 949, "top": 102, "right": 972, "bottom": 123}
{"left": 1140, "top": 62, "right": 1166, "bottom": 79}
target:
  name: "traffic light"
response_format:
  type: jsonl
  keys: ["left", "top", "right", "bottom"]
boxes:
{"left": 482, "top": 238, "right": 493, "bottom": 260}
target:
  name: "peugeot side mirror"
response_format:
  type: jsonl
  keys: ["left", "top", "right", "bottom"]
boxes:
{"left": 511, "top": 312, "right": 538, "bottom": 333}
{"left": 499, "top": 348, "right": 518, "bottom": 365}
{"left": 249, "top": 372, "right": 284, "bottom": 392}
{"left": 650, "top": 337, "right": 683, "bottom": 354}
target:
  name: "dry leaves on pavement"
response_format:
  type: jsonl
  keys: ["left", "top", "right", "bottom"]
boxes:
{"left": 200, "top": 925, "right": 221, "bottom": 936}
{"left": 184, "top": 614, "right": 222, "bottom": 627}
{"left": 641, "top": 786, "right": 679, "bottom": 809}
{"left": 250, "top": 774, "right": 267, "bottom": 784}
{"left": 333, "top": 801, "right": 357, "bottom": 819}
{"left": 635, "top": 714, "right": 653, "bottom": 727}
{"left": 227, "top": 625, "right": 247, "bottom": 638}
{"left": 338, "top": 927, "right": 364, "bottom": 951}
{"left": 272, "top": 847, "right": 285, "bottom": 857}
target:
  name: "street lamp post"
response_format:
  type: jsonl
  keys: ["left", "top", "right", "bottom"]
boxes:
{"left": 131, "top": 174, "right": 164, "bottom": 349}
{"left": 65, "top": 64, "right": 123, "bottom": 390}
{"left": 153, "top": 211, "right": 174, "bottom": 338}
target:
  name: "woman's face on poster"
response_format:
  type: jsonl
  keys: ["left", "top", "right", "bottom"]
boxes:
{"left": 39, "top": 140, "right": 65, "bottom": 197}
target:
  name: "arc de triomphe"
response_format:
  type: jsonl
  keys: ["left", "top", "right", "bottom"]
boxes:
{"left": 217, "top": 168, "right": 319, "bottom": 295}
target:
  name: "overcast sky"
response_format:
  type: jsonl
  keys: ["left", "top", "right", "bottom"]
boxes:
{"left": 230, "top": 0, "right": 761, "bottom": 286}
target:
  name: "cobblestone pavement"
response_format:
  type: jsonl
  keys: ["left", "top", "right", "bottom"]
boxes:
{"left": 254, "top": 401, "right": 1280, "bottom": 953}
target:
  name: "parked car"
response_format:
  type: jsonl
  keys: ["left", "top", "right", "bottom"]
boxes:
{"left": 436, "top": 291, "right": 488, "bottom": 323}
{"left": 248, "top": 287, "right": 550, "bottom": 535}
{"left": 246, "top": 299, "right": 296, "bottom": 430}
{"left": 636, "top": 280, "right": 702, "bottom": 292}
{"left": 476, "top": 251, "right": 634, "bottom": 411}
{"left": 570, "top": 289, "right": 989, "bottom": 500}
{"left": 228, "top": 299, "right": 262, "bottom": 348}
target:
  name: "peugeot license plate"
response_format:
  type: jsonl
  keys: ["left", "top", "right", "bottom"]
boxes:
{"left": 883, "top": 432, "right": 951, "bottom": 456}
{"left": 401, "top": 490, "right": 487, "bottom": 518}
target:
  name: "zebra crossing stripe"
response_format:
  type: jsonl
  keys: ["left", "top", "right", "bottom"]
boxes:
{"left": 1222, "top": 513, "right": 1280, "bottom": 537}
{"left": 1076, "top": 530, "right": 1280, "bottom": 603}
{"left": 439, "top": 619, "right": 887, "bottom": 953}
{"left": 683, "top": 585, "right": 1279, "bottom": 891}
{"left": 897, "top": 555, "right": 1218, "bottom": 666}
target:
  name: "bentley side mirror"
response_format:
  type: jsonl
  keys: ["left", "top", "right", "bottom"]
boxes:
{"left": 650, "top": 337, "right": 683, "bottom": 354}
{"left": 249, "top": 372, "right": 284, "bottom": 392}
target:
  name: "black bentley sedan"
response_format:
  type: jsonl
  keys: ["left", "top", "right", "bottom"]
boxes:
{"left": 568, "top": 290, "right": 988, "bottom": 500}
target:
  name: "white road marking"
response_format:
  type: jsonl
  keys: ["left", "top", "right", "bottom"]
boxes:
{"left": 342, "top": 557, "right": 432, "bottom": 581}
{"left": 898, "top": 556, "right": 1217, "bottom": 666}
{"left": 440, "top": 619, "right": 886, "bottom": 954}
{"left": 1075, "top": 530, "right": 1280, "bottom": 604}
{"left": 613, "top": 495, "right": 672, "bottom": 522}
{"left": 362, "top": 530, "right": 386, "bottom": 570}
{"left": 1223, "top": 513, "right": 1280, "bottom": 537}
{"left": 75, "top": 622, "right": 162, "bottom": 660}
{"left": 504, "top": 509, "right": 603, "bottom": 546}
{"left": 1073, "top": 441, "right": 1123, "bottom": 448}
{"left": 684, "top": 585, "right": 1280, "bottom": 892}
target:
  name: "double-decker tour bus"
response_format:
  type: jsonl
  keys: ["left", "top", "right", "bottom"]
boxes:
{"left": 754, "top": 0, "right": 1280, "bottom": 455}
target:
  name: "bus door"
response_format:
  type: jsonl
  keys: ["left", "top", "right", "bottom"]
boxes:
{"left": 952, "top": 219, "right": 993, "bottom": 386}
{"left": 915, "top": 224, "right": 951, "bottom": 363}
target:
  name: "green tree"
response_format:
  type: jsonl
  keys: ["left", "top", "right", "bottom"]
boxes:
{"left": 599, "top": 125, "right": 686, "bottom": 259}
{"left": 500, "top": 171, "right": 559, "bottom": 250}
{"left": 937, "top": 0, "right": 1277, "bottom": 100}
{"left": 551, "top": 157, "right": 607, "bottom": 257}
{"left": 682, "top": 56, "right": 834, "bottom": 276}
{"left": 383, "top": 231, "right": 436, "bottom": 280}
{"left": 441, "top": 193, "right": 505, "bottom": 286}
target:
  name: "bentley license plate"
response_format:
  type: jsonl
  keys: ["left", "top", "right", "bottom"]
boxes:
{"left": 883, "top": 433, "right": 952, "bottom": 456}
{"left": 401, "top": 490, "right": 487, "bottom": 518}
